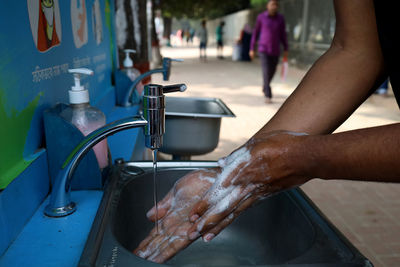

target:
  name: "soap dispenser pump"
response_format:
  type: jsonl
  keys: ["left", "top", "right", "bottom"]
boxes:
{"left": 61, "top": 68, "right": 109, "bottom": 169}
{"left": 123, "top": 49, "right": 135, "bottom": 67}
{"left": 122, "top": 49, "right": 144, "bottom": 98}
{"left": 123, "top": 49, "right": 141, "bottom": 81}
{"left": 68, "top": 68, "right": 92, "bottom": 104}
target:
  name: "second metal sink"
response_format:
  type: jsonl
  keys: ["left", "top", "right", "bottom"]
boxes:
{"left": 160, "top": 97, "right": 235, "bottom": 158}
{"left": 79, "top": 161, "right": 372, "bottom": 266}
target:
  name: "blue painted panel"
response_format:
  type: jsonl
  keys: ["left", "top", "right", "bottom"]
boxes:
{"left": 0, "top": 92, "right": 143, "bottom": 257}
{"left": 0, "top": 0, "right": 116, "bottom": 189}
{"left": 2, "top": 0, "right": 114, "bottom": 153}
{"left": 0, "top": 0, "right": 146, "bottom": 264}
{"left": 0, "top": 190, "right": 103, "bottom": 267}
{"left": 44, "top": 104, "right": 103, "bottom": 190}
{"left": 107, "top": 105, "right": 144, "bottom": 161}
{"left": 0, "top": 151, "right": 49, "bottom": 257}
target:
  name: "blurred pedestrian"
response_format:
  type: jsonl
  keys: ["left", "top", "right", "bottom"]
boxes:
{"left": 185, "top": 29, "right": 191, "bottom": 45}
{"left": 198, "top": 20, "right": 208, "bottom": 61}
{"left": 250, "top": 0, "right": 288, "bottom": 103}
{"left": 216, "top": 21, "right": 225, "bottom": 59}
{"left": 238, "top": 23, "right": 253, "bottom": 61}
{"left": 189, "top": 28, "right": 195, "bottom": 43}
{"left": 177, "top": 29, "right": 183, "bottom": 46}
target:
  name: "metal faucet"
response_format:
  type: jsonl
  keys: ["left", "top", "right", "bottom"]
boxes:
{"left": 44, "top": 83, "right": 186, "bottom": 217}
{"left": 120, "top": 57, "right": 183, "bottom": 107}
{"left": 143, "top": 83, "right": 187, "bottom": 149}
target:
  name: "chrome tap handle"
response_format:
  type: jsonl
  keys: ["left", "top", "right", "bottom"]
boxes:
{"left": 162, "top": 58, "right": 183, "bottom": 81}
{"left": 163, "top": 84, "right": 187, "bottom": 93}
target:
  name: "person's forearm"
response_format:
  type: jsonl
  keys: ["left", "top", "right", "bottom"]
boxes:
{"left": 257, "top": 43, "right": 385, "bottom": 136}
{"left": 250, "top": 19, "right": 260, "bottom": 51}
{"left": 255, "top": 0, "right": 384, "bottom": 137}
{"left": 281, "top": 21, "right": 289, "bottom": 52}
{"left": 293, "top": 124, "right": 400, "bottom": 182}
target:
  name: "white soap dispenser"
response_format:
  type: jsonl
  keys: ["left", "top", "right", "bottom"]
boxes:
{"left": 123, "top": 49, "right": 141, "bottom": 81}
{"left": 122, "top": 49, "right": 144, "bottom": 97}
{"left": 61, "top": 68, "right": 109, "bottom": 169}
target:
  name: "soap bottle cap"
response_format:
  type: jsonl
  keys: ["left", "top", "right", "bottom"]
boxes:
{"left": 123, "top": 49, "right": 136, "bottom": 68}
{"left": 68, "top": 68, "right": 94, "bottom": 104}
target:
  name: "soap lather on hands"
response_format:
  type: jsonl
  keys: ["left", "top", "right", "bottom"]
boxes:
{"left": 134, "top": 131, "right": 310, "bottom": 263}
{"left": 133, "top": 169, "right": 219, "bottom": 263}
{"left": 187, "top": 131, "right": 309, "bottom": 241}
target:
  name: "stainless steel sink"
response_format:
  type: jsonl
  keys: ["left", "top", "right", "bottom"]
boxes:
{"left": 79, "top": 161, "right": 372, "bottom": 267}
{"left": 160, "top": 97, "right": 235, "bottom": 158}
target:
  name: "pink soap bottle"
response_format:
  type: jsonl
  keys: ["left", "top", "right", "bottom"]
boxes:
{"left": 63, "top": 68, "right": 109, "bottom": 169}
{"left": 122, "top": 49, "right": 144, "bottom": 96}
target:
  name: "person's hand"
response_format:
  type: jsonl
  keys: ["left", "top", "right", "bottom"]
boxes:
{"left": 249, "top": 50, "right": 255, "bottom": 59}
{"left": 187, "top": 131, "right": 311, "bottom": 242}
{"left": 283, "top": 50, "right": 289, "bottom": 61}
{"left": 133, "top": 168, "right": 220, "bottom": 263}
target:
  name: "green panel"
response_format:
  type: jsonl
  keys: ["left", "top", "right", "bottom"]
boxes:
{"left": 0, "top": 89, "right": 41, "bottom": 189}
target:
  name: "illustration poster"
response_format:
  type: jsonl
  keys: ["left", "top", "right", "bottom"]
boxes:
{"left": 27, "top": 0, "right": 62, "bottom": 52}
{"left": 0, "top": 0, "right": 115, "bottom": 189}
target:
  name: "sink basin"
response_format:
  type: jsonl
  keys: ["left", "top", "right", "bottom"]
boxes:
{"left": 79, "top": 162, "right": 372, "bottom": 267}
{"left": 160, "top": 97, "right": 235, "bottom": 158}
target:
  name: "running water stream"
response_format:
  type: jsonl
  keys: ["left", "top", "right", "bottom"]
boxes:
{"left": 152, "top": 149, "right": 159, "bottom": 233}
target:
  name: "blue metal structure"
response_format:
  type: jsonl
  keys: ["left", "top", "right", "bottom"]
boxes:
{"left": 0, "top": 1, "right": 145, "bottom": 264}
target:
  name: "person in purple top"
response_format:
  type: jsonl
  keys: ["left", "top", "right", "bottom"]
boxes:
{"left": 250, "top": 0, "right": 288, "bottom": 103}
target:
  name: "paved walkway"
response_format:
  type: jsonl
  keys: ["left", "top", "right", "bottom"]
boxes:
{"left": 153, "top": 46, "right": 400, "bottom": 267}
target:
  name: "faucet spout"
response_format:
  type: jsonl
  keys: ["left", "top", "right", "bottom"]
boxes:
{"left": 44, "top": 116, "right": 148, "bottom": 217}
{"left": 120, "top": 57, "right": 183, "bottom": 107}
{"left": 122, "top": 68, "right": 163, "bottom": 107}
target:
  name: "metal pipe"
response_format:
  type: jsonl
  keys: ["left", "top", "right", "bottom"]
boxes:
{"left": 44, "top": 116, "right": 148, "bottom": 217}
{"left": 121, "top": 58, "right": 183, "bottom": 107}
{"left": 122, "top": 68, "right": 164, "bottom": 107}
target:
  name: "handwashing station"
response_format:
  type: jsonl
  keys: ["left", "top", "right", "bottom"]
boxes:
{"left": 0, "top": 2, "right": 372, "bottom": 267}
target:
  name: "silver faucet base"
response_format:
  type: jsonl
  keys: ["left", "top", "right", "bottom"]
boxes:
{"left": 44, "top": 202, "right": 76, "bottom": 217}
{"left": 145, "top": 135, "right": 163, "bottom": 150}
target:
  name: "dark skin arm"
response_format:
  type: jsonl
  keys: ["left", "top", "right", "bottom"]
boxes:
{"left": 188, "top": 0, "right": 390, "bottom": 241}
{"left": 300, "top": 124, "right": 400, "bottom": 182}
{"left": 261, "top": 0, "right": 385, "bottom": 135}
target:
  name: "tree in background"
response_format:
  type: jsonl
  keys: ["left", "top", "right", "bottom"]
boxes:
{"left": 250, "top": 0, "right": 269, "bottom": 8}
{"left": 115, "top": 0, "right": 149, "bottom": 74}
{"left": 114, "top": 0, "right": 250, "bottom": 70}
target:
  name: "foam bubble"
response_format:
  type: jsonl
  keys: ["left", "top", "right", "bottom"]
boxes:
{"left": 208, "top": 147, "right": 251, "bottom": 205}
{"left": 197, "top": 219, "right": 205, "bottom": 232}
{"left": 168, "top": 236, "right": 182, "bottom": 243}
{"left": 213, "top": 186, "right": 241, "bottom": 214}
{"left": 223, "top": 147, "right": 248, "bottom": 166}
{"left": 137, "top": 248, "right": 151, "bottom": 258}
{"left": 199, "top": 174, "right": 216, "bottom": 184}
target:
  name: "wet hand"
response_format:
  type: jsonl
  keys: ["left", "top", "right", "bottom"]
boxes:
{"left": 133, "top": 168, "right": 220, "bottom": 263}
{"left": 187, "top": 131, "right": 310, "bottom": 242}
